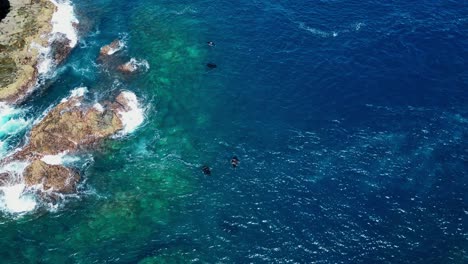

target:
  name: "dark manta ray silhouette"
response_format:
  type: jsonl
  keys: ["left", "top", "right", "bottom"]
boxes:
{"left": 202, "top": 165, "right": 211, "bottom": 175}
{"left": 206, "top": 63, "right": 217, "bottom": 69}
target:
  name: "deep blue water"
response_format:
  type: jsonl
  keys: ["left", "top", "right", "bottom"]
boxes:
{"left": 1, "top": 0, "right": 467, "bottom": 263}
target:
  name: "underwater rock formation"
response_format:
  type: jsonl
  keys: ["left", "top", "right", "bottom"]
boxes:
{"left": 99, "top": 39, "right": 124, "bottom": 57}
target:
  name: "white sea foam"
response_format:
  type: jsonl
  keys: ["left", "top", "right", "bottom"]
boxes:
{"left": 70, "top": 87, "right": 88, "bottom": 97}
{"left": 41, "top": 152, "right": 80, "bottom": 165}
{"left": 29, "top": 0, "right": 79, "bottom": 80}
{"left": 0, "top": 161, "right": 29, "bottom": 177}
{"left": 298, "top": 22, "right": 337, "bottom": 38}
{"left": 0, "top": 103, "right": 31, "bottom": 157}
{"left": 120, "top": 58, "right": 150, "bottom": 73}
{"left": 93, "top": 103, "right": 104, "bottom": 112}
{"left": 0, "top": 184, "right": 37, "bottom": 213}
{"left": 0, "top": 161, "right": 36, "bottom": 214}
{"left": 0, "top": 103, "right": 30, "bottom": 137}
{"left": 106, "top": 40, "right": 125, "bottom": 55}
{"left": 30, "top": 42, "right": 53, "bottom": 75}
{"left": 61, "top": 87, "right": 88, "bottom": 103}
{"left": 49, "top": 0, "right": 79, "bottom": 48}
{"left": 117, "top": 91, "right": 145, "bottom": 134}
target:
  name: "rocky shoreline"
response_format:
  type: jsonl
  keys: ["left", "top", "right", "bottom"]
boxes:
{"left": 0, "top": 0, "right": 146, "bottom": 210}
{"left": 0, "top": 0, "right": 55, "bottom": 103}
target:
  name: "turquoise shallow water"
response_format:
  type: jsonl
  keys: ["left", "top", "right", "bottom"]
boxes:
{"left": 0, "top": 0, "right": 467, "bottom": 263}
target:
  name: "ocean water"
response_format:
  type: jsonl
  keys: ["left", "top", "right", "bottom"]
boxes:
{"left": 0, "top": 0, "right": 467, "bottom": 263}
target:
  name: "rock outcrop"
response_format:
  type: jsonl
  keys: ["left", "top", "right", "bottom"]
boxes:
{"left": 50, "top": 33, "right": 72, "bottom": 64}
{"left": 117, "top": 58, "right": 149, "bottom": 74}
{"left": 14, "top": 93, "right": 123, "bottom": 160}
{"left": 118, "top": 60, "right": 138, "bottom": 73}
{"left": 99, "top": 39, "right": 124, "bottom": 57}
{"left": 1, "top": 89, "right": 141, "bottom": 195}
{"left": 0, "top": 0, "right": 55, "bottom": 103}
{"left": 24, "top": 160, "right": 80, "bottom": 194}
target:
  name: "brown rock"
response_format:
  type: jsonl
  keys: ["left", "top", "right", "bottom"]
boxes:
{"left": 117, "top": 61, "right": 137, "bottom": 73}
{"left": 0, "top": 0, "right": 56, "bottom": 103}
{"left": 21, "top": 96, "right": 123, "bottom": 156}
{"left": 99, "top": 39, "right": 123, "bottom": 57}
{"left": 24, "top": 160, "right": 80, "bottom": 194}
{"left": 1, "top": 91, "right": 139, "bottom": 196}
{"left": 50, "top": 34, "right": 72, "bottom": 64}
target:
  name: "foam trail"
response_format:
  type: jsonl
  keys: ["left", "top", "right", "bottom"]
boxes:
{"left": 298, "top": 22, "right": 337, "bottom": 38}
{"left": 117, "top": 91, "right": 145, "bottom": 134}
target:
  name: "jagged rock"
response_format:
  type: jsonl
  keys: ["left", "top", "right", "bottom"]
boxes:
{"left": 0, "top": 172, "right": 10, "bottom": 186}
{"left": 99, "top": 39, "right": 123, "bottom": 57}
{"left": 1, "top": 90, "right": 141, "bottom": 197}
{"left": 15, "top": 95, "right": 123, "bottom": 159}
{"left": 117, "top": 58, "right": 149, "bottom": 74}
{"left": 23, "top": 160, "right": 79, "bottom": 194}
{"left": 51, "top": 33, "right": 72, "bottom": 64}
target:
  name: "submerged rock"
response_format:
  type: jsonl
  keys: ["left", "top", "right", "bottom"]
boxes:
{"left": 24, "top": 160, "right": 79, "bottom": 194}
{"left": 118, "top": 60, "right": 138, "bottom": 73}
{"left": 99, "top": 39, "right": 124, "bottom": 57}
{"left": 117, "top": 58, "right": 149, "bottom": 74}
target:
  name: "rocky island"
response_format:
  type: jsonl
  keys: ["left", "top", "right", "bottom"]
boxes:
{"left": 1, "top": 88, "right": 143, "bottom": 197}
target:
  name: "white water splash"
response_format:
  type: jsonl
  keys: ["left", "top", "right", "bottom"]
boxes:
{"left": 93, "top": 103, "right": 104, "bottom": 112}
{"left": 50, "top": 0, "right": 79, "bottom": 48}
{"left": 105, "top": 40, "right": 125, "bottom": 55}
{"left": 0, "top": 184, "right": 36, "bottom": 213}
{"left": 0, "top": 103, "right": 30, "bottom": 137}
{"left": 30, "top": 42, "right": 53, "bottom": 75}
{"left": 29, "top": 0, "right": 79, "bottom": 80}
{"left": 41, "top": 152, "right": 80, "bottom": 165}
{"left": 120, "top": 58, "right": 150, "bottom": 72}
{"left": 117, "top": 91, "right": 145, "bottom": 135}
{"left": 61, "top": 87, "right": 88, "bottom": 103}
{"left": 0, "top": 161, "right": 36, "bottom": 214}
{"left": 0, "top": 103, "right": 31, "bottom": 156}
